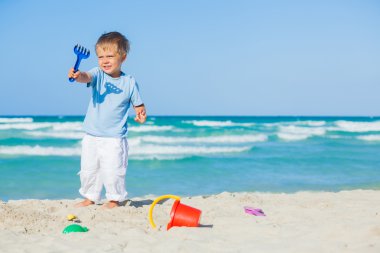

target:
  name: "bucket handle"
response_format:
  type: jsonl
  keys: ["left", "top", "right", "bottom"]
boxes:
{"left": 148, "top": 194, "right": 181, "bottom": 229}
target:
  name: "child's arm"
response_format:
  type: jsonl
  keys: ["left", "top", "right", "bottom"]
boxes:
{"left": 134, "top": 104, "right": 147, "bottom": 124}
{"left": 68, "top": 68, "right": 92, "bottom": 83}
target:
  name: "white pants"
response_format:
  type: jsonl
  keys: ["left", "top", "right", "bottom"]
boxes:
{"left": 78, "top": 134, "right": 128, "bottom": 202}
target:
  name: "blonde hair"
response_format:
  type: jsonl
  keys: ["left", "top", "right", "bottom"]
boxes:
{"left": 96, "top": 31, "right": 130, "bottom": 56}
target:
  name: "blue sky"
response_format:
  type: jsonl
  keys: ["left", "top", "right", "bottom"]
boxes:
{"left": 0, "top": 0, "right": 379, "bottom": 116}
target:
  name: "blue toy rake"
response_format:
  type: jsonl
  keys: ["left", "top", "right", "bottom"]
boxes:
{"left": 69, "top": 44, "right": 90, "bottom": 82}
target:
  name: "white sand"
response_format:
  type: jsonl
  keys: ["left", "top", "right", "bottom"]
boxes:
{"left": 0, "top": 190, "right": 379, "bottom": 253}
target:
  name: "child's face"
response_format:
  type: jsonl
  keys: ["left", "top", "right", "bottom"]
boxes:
{"left": 96, "top": 45, "right": 126, "bottom": 78}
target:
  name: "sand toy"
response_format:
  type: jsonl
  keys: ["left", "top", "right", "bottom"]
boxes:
{"left": 66, "top": 214, "right": 77, "bottom": 221}
{"left": 69, "top": 44, "right": 90, "bottom": 82}
{"left": 62, "top": 224, "right": 89, "bottom": 234}
{"left": 149, "top": 194, "right": 202, "bottom": 230}
{"left": 244, "top": 206, "right": 266, "bottom": 216}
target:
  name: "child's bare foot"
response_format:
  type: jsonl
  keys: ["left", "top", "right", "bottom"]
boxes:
{"left": 74, "top": 199, "right": 95, "bottom": 207}
{"left": 102, "top": 201, "right": 119, "bottom": 209}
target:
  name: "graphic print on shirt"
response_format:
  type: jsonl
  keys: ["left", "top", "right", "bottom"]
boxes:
{"left": 92, "top": 82, "right": 123, "bottom": 105}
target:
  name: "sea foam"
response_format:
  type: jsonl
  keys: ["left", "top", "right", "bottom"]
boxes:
{"left": 0, "top": 117, "right": 34, "bottom": 123}
{"left": 0, "top": 145, "right": 81, "bottom": 156}
{"left": 0, "top": 143, "right": 252, "bottom": 159}
{"left": 27, "top": 131, "right": 84, "bottom": 139}
{"left": 295, "top": 120, "right": 326, "bottom": 127}
{"left": 0, "top": 122, "right": 83, "bottom": 131}
{"left": 129, "top": 144, "right": 252, "bottom": 159}
{"left": 134, "top": 134, "right": 267, "bottom": 144}
{"left": 277, "top": 125, "right": 325, "bottom": 141}
{"left": 182, "top": 120, "right": 254, "bottom": 127}
{"left": 128, "top": 125, "right": 174, "bottom": 132}
{"left": 334, "top": 121, "right": 380, "bottom": 132}
{"left": 357, "top": 135, "right": 380, "bottom": 141}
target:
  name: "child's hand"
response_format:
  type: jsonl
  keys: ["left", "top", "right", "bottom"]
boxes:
{"left": 68, "top": 68, "right": 81, "bottom": 81}
{"left": 134, "top": 107, "right": 147, "bottom": 124}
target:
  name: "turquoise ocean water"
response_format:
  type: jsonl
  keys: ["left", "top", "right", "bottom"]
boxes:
{"left": 0, "top": 116, "right": 379, "bottom": 200}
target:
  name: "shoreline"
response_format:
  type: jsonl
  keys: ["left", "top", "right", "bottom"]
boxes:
{"left": 1, "top": 190, "right": 379, "bottom": 252}
{"left": 2, "top": 187, "right": 380, "bottom": 202}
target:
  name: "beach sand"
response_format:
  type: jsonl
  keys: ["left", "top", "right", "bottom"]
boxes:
{"left": 0, "top": 190, "right": 379, "bottom": 253}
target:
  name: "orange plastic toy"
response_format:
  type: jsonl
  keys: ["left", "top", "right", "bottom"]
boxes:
{"left": 149, "top": 195, "right": 202, "bottom": 230}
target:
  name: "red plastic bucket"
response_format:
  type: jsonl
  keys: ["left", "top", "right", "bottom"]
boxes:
{"left": 167, "top": 200, "right": 202, "bottom": 230}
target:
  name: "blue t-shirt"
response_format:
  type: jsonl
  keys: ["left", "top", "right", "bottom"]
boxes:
{"left": 83, "top": 67, "right": 143, "bottom": 137}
